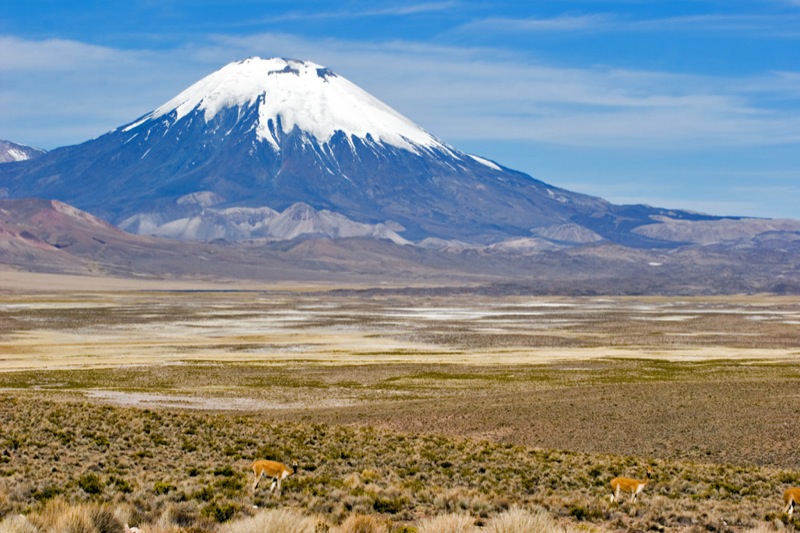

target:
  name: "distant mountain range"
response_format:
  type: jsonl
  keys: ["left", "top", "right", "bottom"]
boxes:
{"left": 5, "top": 57, "right": 797, "bottom": 250}
{"left": 2, "top": 197, "right": 798, "bottom": 293}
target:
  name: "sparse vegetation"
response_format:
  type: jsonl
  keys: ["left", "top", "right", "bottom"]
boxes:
{"left": 0, "top": 393, "right": 797, "bottom": 531}
{"left": 0, "top": 291, "right": 798, "bottom": 531}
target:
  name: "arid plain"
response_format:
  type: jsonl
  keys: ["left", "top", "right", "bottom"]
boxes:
{"left": 1, "top": 272, "right": 799, "bottom": 532}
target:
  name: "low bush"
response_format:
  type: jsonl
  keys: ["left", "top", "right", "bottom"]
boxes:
{"left": 77, "top": 473, "right": 104, "bottom": 495}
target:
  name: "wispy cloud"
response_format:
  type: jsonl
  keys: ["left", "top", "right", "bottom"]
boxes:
{"left": 2, "top": 33, "right": 799, "bottom": 152}
{"left": 0, "top": 37, "right": 208, "bottom": 147}
{"left": 458, "top": 12, "right": 800, "bottom": 37}
{"left": 629, "top": 13, "right": 800, "bottom": 36}
{"left": 0, "top": 37, "right": 126, "bottom": 70}
{"left": 358, "top": 1, "right": 457, "bottom": 17}
{"left": 458, "top": 14, "right": 613, "bottom": 33}
{"left": 262, "top": 1, "right": 457, "bottom": 23}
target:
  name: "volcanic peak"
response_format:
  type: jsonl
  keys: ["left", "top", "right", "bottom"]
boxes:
{"left": 124, "top": 57, "right": 444, "bottom": 153}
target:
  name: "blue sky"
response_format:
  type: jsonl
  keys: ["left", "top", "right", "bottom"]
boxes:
{"left": 2, "top": 0, "right": 799, "bottom": 219}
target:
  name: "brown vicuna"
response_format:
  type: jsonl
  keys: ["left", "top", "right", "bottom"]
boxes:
{"left": 785, "top": 487, "right": 800, "bottom": 518}
{"left": 610, "top": 468, "right": 652, "bottom": 503}
{"left": 251, "top": 459, "right": 296, "bottom": 494}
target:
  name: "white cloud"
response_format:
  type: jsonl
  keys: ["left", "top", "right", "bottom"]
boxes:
{"left": 1, "top": 33, "right": 799, "bottom": 152}
{"left": 313, "top": 1, "right": 458, "bottom": 18}
{"left": 0, "top": 37, "right": 221, "bottom": 148}
{"left": 459, "top": 14, "right": 612, "bottom": 33}
{"left": 233, "top": 1, "right": 457, "bottom": 26}
{"left": 457, "top": 13, "right": 800, "bottom": 37}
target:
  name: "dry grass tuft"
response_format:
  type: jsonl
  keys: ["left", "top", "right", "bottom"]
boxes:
{"left": 415, "top": 512, "right": 474, "bottom": 533}
{"left": 26, "top": 499, "right": 123, "bottom": 533}
{"left": 220, "top": 508, "right": 320, "bottom": 533}
{"left": 743, "top": 524, "right": 782, "bottom": 533}
{"left": 333, "top": 514, "right": 389, "bottom": 533}
{"left": 0, "top": 514, "right": 39, "bottom": 533}
{"left": 484, "top": 506, "right": 577, "bottom": 533}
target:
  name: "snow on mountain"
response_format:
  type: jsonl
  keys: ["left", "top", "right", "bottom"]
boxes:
{"left": 0, "top": 140, "right": 46, "bottom": 163}
{"left": 124, "top": 57, "right": 445, "bottom": 154}
{"left": 468, "top": 154, "right": 502, "bottom": 171}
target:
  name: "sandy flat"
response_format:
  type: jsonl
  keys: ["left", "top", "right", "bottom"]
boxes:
{"left": 1, "top": 281, "right": 798, "bottom": 372}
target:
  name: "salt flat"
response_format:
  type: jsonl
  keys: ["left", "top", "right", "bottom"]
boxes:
{"left": 1, "top": 289, "right": 798, "bottom": 372}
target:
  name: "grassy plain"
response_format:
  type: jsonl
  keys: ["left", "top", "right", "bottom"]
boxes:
{"left": 0, "top": 287, "right": 799, "bottom": 531}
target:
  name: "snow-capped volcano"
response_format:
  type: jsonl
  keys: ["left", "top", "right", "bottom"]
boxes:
{"left": 0, "top": 57, "right": 728, "bottom": 246}
{"left": 126, "top": 57, "right": 443, "bottom": 154}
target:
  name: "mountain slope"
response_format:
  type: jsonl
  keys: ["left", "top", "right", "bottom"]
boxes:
{"left": 3, "top": 197, "right": 799, "bottom": 293}
{"left": 0, "top": 198, "right": 413, "bottom": 282}
{"left": 0, "top": 57, "right": 773, "bottom": 247}
{"left": 0, "top": 140, "right": 46, "bottom": 163}
{"left": 0, "top": 198, "right": 145, "bottom": 274}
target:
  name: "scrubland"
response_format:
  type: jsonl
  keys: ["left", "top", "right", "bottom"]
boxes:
{"left": 0, "top": 290, "right": 799, "bottom": 532}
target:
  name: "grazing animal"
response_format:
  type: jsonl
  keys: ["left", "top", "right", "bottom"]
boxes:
{"left": 785, "top": 487, "right": 800, "bottom": 518}
{"left": 610, "top": 468, "right": 652, "bottom": 504}
{"left": 251, "top": 459, "right": 296, "bottom": 494}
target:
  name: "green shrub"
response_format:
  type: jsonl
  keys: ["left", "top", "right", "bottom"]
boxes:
{"left": 193, "top": 485, "right": 215, "bottom": 502}
{"left": 214, "top": 465, "right": 235, "bottom": 476}
{"left": 568, "top": 504, "right": 604, "bottom": 521}
{"left": 373, "top": 496, "right": 407, "bottom": 514}
{"left": 32, "top": 485, "right": 62, "bottom": 501}
{"left": 202, "top": 501, "right": 238, "bottom": 523}
{"left": 153, "top": 481, "right": 177, "bottom": 495}
{"left": 77, "top": 473, "right": 104, "bottom": 495}
{"left": 216, "top": 476, "right": 244, "bottom": 494}
{"left": 111, "top": 477, "right": 133, "bottom": 494}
